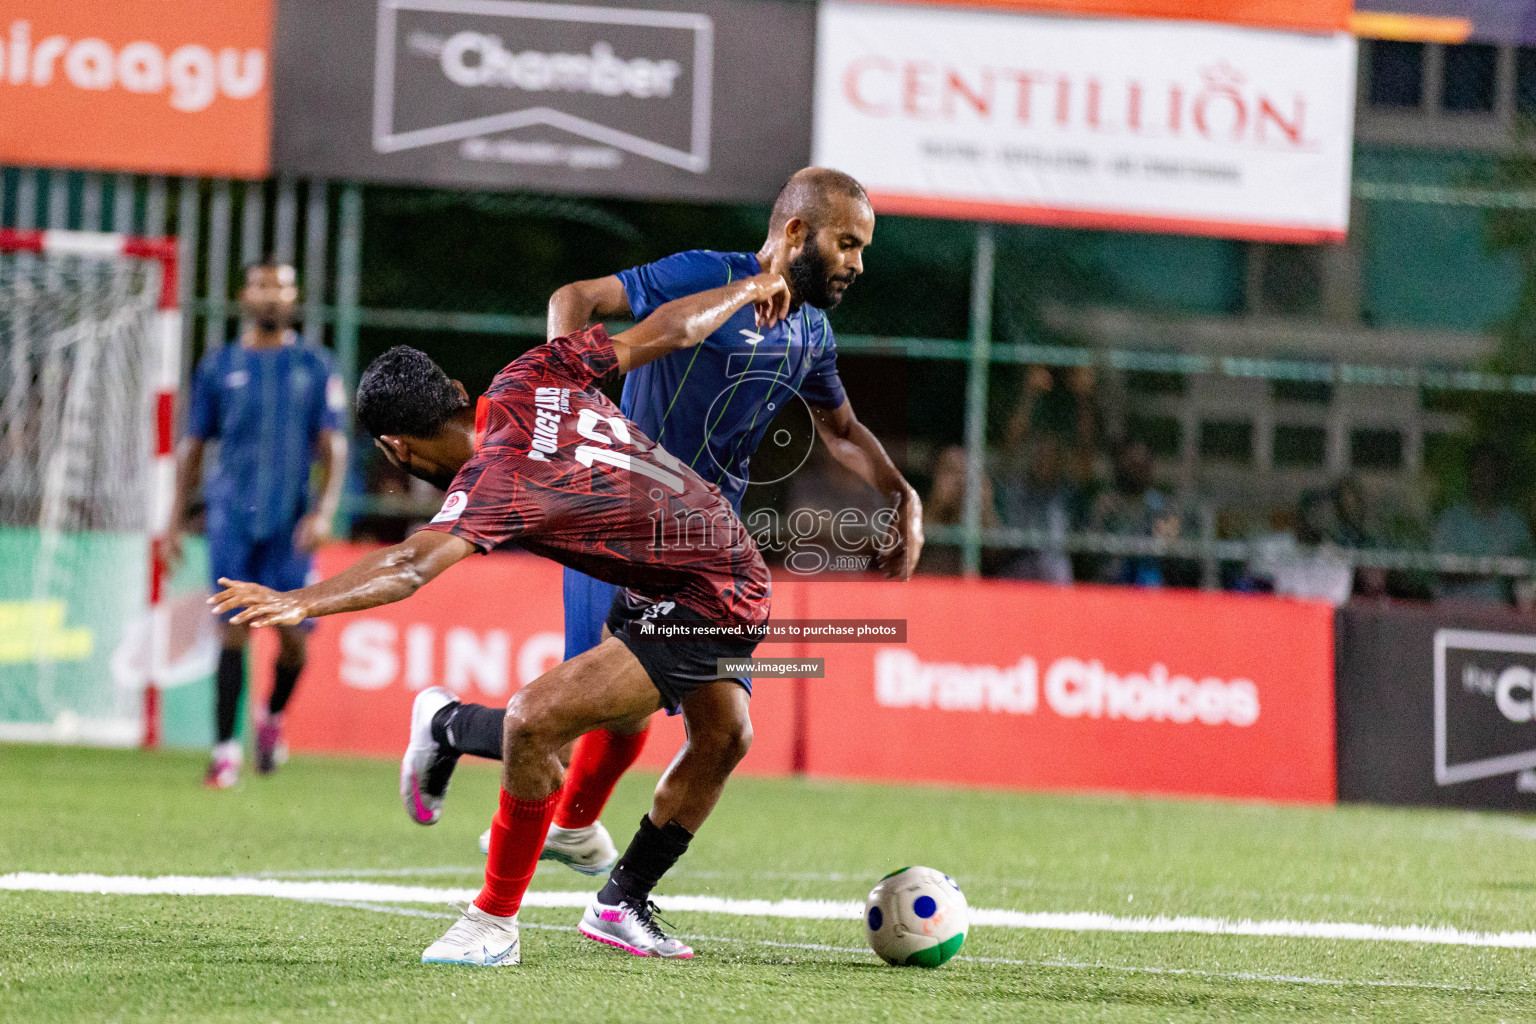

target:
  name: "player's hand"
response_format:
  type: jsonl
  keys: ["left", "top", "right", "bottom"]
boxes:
{"left": 294, "top": 512, "right": 334, "bottom": 553}
{"left": 209, "top": 578, "right": 309, "bottom": 628}
{"left": 750, "top": 272, "right": 790, "bottom": 330}
{"left": 875, "top": 487, "right": 924, "bottom": 581}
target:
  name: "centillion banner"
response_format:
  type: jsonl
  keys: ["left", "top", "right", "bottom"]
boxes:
{"left": 813, "top": 1, "right": 1358, "bottom": 242}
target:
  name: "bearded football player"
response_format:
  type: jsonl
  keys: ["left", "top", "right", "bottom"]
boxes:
{"left": 438, "top": 167, "right": 925, "bottom": 875}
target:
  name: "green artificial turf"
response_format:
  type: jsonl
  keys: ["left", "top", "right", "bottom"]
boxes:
{"left": 4, "top": 743, "right": 1536, "bottom": 1022}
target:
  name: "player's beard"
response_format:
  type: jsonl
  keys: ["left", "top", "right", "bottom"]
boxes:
{"left": 787, "top": 240, "right": 853, "bottom": 311}
{"left": 244, "top": 301, "right": 294, "bottom": 334}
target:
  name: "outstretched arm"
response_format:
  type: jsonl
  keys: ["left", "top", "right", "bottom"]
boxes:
{"left": 210, "top": 530, "right": 477, "bottom": 627}
{"left": 607, "top": 273, "right": 789, "bottom": 374}
{"left": 812, "top": 400, "right": 924, "bottom": 580}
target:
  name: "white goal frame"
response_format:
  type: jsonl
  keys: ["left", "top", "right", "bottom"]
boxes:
{"left": 0, "top": 228, "right": 180, "bottom": 748}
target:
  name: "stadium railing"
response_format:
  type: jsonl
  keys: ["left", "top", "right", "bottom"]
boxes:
{"left": 5, "top": 165, "right": 1536, "bottom": 594}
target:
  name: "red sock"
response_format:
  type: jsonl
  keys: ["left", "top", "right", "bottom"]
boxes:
{"left": 474, "top": 786, "right": 561, "bottom": 918}
{"left": 553, "top": 725, "right": 650, "bottom": 829}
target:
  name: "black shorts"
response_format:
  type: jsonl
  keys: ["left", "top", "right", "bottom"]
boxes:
{"left": 606, "top": 591, "right": 764, "bottom": 714}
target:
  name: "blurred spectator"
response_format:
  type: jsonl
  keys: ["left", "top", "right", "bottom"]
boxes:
{"left": 920, "top": 444, "right": 997, "bottom": 575}
{"left": 1269, "top": 477, "right": 1391, "bottom": 600}
{"left": 1248, "top": 488, "right": 1355, "bottom": 605}
{"left": 1085, "top": 438, "right": 1179, "bottom": 587}
{"left": 1433, "top": 443, "right": 1533, "bottom": 605}
{"left": 1329, "top": 477, "right": 1390, "bottom": 599}
{"left": 993, "top": 366, "right": 1097, "bottom": 583}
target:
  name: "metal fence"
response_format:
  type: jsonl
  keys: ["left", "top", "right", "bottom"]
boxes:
{"left": 7, "top": 165, "right": 1536, "bottom": 592}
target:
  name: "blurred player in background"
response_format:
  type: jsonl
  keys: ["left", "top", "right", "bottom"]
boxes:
{"left": 169, "top": 260, "right": 348, "bottom": 788}
{"left": 451, "top": 167, "right": 924, "bottom": 870}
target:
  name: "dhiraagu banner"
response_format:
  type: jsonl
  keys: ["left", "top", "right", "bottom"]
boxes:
{"left": 0, "top": 527, "right": 217, "bottom": 748}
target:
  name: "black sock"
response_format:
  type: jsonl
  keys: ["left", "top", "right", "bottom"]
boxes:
{"left": 215, "top": 649, "right": 244, "bottom": 744}
{"left": 430, "top": 702, "right": 506, "bottom": 760}
{"left": 268, "top": 662, "right": 302, "bottom": 716}
{"left": 597, "top": 814, "right": 694, "bottom": 906}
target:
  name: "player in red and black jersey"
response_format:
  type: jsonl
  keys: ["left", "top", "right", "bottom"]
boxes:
{"left": 212, "top": 271, "right": 790, "bottom": 966}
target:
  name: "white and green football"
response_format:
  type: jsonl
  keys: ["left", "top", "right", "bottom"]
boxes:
{"left": 864, "top": 865, "right": 968, "bottom": 967}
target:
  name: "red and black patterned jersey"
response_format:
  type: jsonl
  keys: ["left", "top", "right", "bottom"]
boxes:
{"left": 420, "top": 326, "right": 770, "bottom": 627}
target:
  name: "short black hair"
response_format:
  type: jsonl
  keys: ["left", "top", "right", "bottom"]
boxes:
{"left": 356, "top": 345, "right": 468, "bottom": 438}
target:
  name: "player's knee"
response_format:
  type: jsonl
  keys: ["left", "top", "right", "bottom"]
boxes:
{"left": 725, "top": 721, "right": 753, "bottom": 767}
{"left": 502, "top": 696, "right": 562, "bottom": 756}
{"left": 696, "top": 718, "right": 752, "bottom": 771}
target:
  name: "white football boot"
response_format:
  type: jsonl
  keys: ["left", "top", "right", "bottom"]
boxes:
{"left": 479, "top": 821, "right": 620, "bottom": 876}
{"left": 577, "top": 896, "right": 694, "bottom": 958}
{"left": 401, "top": 686, "right": 460, "bottom": 825}
{"left": 421, "top": 904, "right": 520, "bottom": 966}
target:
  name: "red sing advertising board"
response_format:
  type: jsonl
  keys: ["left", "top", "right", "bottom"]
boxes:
{"left": 283, "top": 546, "right": 796, "bottom": 776}
{"left": 285, "top": 546, "right": 1335, "bottom": 803}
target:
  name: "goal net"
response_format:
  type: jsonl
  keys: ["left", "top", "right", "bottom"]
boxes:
{"left": 0, "top": 230, "right": 179, "bottom": 746}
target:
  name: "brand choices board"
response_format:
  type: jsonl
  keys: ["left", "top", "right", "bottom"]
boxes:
{"left": 1337, "top": 603, "right": 1536, "bottom": 810}
{"left": 271, "top": 0, "right": 815, "bottom": 201}
{"left": 286, "top": 546, "right": 1336, "bottom": 803}
{"left": 0, "top": 0, "right": 272, "bottom": 176}
{"left": 790, "top": 576, "right": 1335, "bottom": 801}
{"left": 813, "top": 1, "right": 1358, "bottom": 241}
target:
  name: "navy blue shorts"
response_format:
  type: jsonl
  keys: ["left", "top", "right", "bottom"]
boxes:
{"left": 209, "top": 516, "right": 315, "bottom": 623}
{"left": 561, "top": 566, "right": 617, "bottom": 661}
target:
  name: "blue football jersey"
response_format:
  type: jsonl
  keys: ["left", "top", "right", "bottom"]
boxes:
{"left": 616, "top": 250, "right": 847, "bottom": 510}
{"left": 187, "top": 340, "right": 344, "bottom": 541}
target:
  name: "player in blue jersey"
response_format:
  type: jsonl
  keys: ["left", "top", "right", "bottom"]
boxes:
{"left": 449, "top": 168, "right": 924, "bottom": 873}
{"left": 170, "top": 260, "right": 349, "bottom": 788}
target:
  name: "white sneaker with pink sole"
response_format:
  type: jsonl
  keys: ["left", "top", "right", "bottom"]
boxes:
{"left": 577, "top": 896, "right": 693, "bottom": 958}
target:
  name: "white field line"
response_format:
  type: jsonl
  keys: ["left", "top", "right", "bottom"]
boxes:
{"left": 276, "top": 865, "right": 1489, "bottom": 916}
{"left": 6, "top": 872, "right": 1536, "bottom": 951}
{"left": 257, "top": 866, "right": 486, "bottom": 879}
{"left": 317, "top": 898, "right": 1498, "bottom": 993}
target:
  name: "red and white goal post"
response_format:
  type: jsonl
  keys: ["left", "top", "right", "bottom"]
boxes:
{"left": 0, "top": 228, "right": 179, "bottom": 749}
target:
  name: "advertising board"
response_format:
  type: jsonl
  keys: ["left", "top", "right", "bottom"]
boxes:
{"left": 1338, "top": 603, "right": 1536, "bottom": 809}
{"left": 0, "top": 0, "right": 272, "bottom": 177}
{"left": 287, "top": 549, "right": 1334, "bottom": 802}
{"left": 284, "top": 546, "right": 798, "bottom": 776}
{"left": 813, "top": 1, "right": 1358, "bottom": 241}
{"left": 895, "top": 0, "right": 1350, "bottom": 33}
{"left": 273, "top": 0, "right": 815, "bottom": 201}
{"left": 793, "top": 577, "right": 1337, "bottom": 802}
